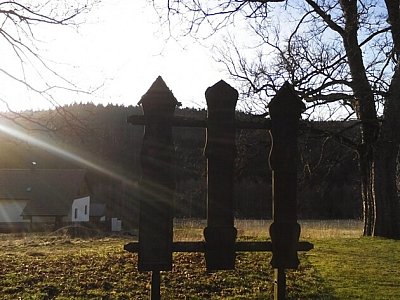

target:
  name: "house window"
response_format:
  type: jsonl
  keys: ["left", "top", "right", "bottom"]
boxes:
{"left": 74, "top": 208, "right": 78, "bottom": 219}
{"left": 84, "top": 205, "right": 88, "bottom": 215}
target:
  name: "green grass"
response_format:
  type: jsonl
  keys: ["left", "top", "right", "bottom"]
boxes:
{"left": 0, "top": 220, "right": 399, "bottom": 299}
{"left": 307, "top": 237, "right": 400, "bottom": 299}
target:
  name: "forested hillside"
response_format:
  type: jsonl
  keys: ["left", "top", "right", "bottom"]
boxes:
{"left": 0, "top": 104, "right": 361, "bottom": 227}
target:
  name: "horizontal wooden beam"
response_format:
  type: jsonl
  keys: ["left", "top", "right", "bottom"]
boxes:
{"left": 124, "top": 241, "right": 313, "bottom": 253}
{"left": 127, "top": 115, "right": 271, "bottom": 130}
{"left": 236, "top": 119, "right": 271, "bottom": 130}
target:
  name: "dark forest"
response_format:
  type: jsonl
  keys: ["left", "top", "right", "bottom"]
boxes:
{"left": 0, "top": 104, "right": 361, "bottom": 228}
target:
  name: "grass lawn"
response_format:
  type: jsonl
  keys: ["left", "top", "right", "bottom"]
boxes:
{"left": 0, "top": 220, "right": 399, "bottom": 299}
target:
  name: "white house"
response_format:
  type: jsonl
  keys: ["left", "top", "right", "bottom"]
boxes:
{"left": 0, "top": 169, "right": 95, "bottom": 231}
{"left": 72, "top": 196, "right": 90, "bottom": 222}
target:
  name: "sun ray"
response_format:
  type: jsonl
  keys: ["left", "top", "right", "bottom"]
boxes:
{"left": 0, "top": 123, "right": 138, "bottom": 188}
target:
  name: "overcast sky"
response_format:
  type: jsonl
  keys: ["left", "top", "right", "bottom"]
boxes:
{"left": 0, "top": 0, "right": 226, "bottom": 112}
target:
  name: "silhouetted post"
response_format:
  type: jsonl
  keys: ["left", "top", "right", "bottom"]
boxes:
{"left": 151, "top": 271, "right": 161, "bottom": 300}
{"left": 203, "top": 80, "right": 238, "bottom": 271}
{"left": 137, "top": 77, "right": 178, "bottom": 296}
{"left": 268, "top": 82, "right": 305, "bottom": 299}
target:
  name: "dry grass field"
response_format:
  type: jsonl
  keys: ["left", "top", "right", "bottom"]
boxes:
{"left": 1, "top": 219, "right": 399, "bottom": 299}
{"left": 174, "top": 219, "right": 363, "bottom": 241}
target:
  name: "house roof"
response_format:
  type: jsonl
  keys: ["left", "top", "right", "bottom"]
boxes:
{"left": 0, "top": 169, "right": 88, "bottom": 217}
{"left": 90, "top": 203, "right": 106, "bottom": 217}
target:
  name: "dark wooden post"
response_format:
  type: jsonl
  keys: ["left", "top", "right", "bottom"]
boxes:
{"left": 151, "top": 271, "right": 161, "bottom": 300}
{"left": 203, "top": 80, "right": 238, "bottom": 271}
{"left": 137, "top": 76, "right": 178, "bottom": 275}
{"left": 268, "top": 82, "right": 305, "bottom": 299}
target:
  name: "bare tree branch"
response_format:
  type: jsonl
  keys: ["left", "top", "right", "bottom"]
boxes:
{"left": 0, "top": 0, "right": 100, "bottom": 131}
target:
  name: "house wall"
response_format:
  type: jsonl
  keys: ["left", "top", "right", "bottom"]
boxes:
{"left": 71, "top": 196, "right": 90, "bottom": 222}
{"left": 31, "top": 216, "right": 60, "bottom": 223}
{"left": 0, "top": 199, "right": 29, "bottom": 223}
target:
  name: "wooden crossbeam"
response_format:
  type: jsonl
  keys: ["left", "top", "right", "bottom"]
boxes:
{"left": 124, "top": 241, "right": 313, "bottom": 253}
{"left": 127, "top": 115, "right": 271, "bottom": 130}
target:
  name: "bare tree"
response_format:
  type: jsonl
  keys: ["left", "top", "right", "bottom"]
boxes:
{"left": 0, "top": 0, "right": 100, "bottom": 130}
{"left": 154, "top": 0, "right": 400, "bottom": 238}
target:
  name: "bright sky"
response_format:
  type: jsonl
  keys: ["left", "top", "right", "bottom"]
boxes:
{"left": 0, "top": 0, "right": 226, "bottom": 112}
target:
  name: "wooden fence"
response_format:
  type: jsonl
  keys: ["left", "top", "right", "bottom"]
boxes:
{"left": 124, "top": 76, "right": 313, "bottom": 300}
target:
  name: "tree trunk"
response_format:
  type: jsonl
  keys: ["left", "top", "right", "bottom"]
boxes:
{"left": 358, "top": 147, "right": 375, "bottom": 236}
{"left": 339, "top": 0, "right": 379, "bottom": 236}
{"left": 373, "top": 64, "right": 400, "bottom": 239}
{"left": 366, "top": 0, "right": 400, "bottom": 239}
{"left": 374, "top": 142, "right": 400, "bottom": 238}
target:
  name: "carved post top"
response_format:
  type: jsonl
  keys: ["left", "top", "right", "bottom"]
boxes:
{"left": 205, "top": 80, "right": 238, "bottom": 118}
{"left": 268, "top": 82, "right": 305, "bottom": 120}
{"left": 138, "top": 76, "right": 179, "bottom": 116}
{"left": 268, "top": 82, "right": 305, "bottom": 171}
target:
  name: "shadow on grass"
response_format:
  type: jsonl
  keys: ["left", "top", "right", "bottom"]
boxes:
{"left": 286, "top": 253, "right": 337, "bottom": 300}
{"left": 161, "top": 252, "right": 338, "bottom": 299}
